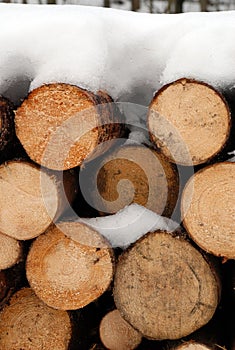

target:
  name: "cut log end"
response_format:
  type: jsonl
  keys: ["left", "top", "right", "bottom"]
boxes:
{"left": 99, "top": 309, "right": 142, "bottom": 350}
{"left": 148, "top": 78, "right": 231, "bottom": 166}
{"left": 0, "top": 232, "right": 22, "bottom": 269}
{"left": 26, "top": 222, "right": 114, "bottom": 310}
{"left": 82, "top": 144, "right": 179, "bottom": 217}
{"left": 0, "top": 160, "right": 76, "bottom": 240}
{"left": 182, "top": 162, "right": 235, "bottom": 259}
{"left": 113, "top": 231, "right": 220, "bottom": 340}
{"left": 0, "top": 288, "right": 72, "bottom": 350}
{"left": 15, "top": 83, "right": 123, "bottom": 170}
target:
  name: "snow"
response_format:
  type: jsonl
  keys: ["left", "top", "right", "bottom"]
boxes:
{"left": 78, "top": 203, "right": 180, "bottom": 248}
{"left": 1, "top": 4, "right": 235, "bottom": 106}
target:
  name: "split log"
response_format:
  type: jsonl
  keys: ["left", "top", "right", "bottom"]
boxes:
{"left": 113, "top": 230, "right": 220, "bottom": 340}
{"left": 0, "top": 160, "right": 77, "bottom": 240}
{"left": 0, "top": 232, "right": 22, "bottom": 269}
{"left": 15, "top": 83, "right": 123, "bottom": 170}
{"left": 148, "top": 78, "right": 231, "bottom": 166}
{"left": 181, "top": 162, "right": 235, "bottom": 259}
{"left": 0, "top": 95, "right": 15, "bottom": 153}
{"left": 26, "top": 221, "right": 114, "bottom": 310}
{"left": 99, "top": 309, "right": 142, "bottom": 350}
{"left": 0, "top": 287, "right": 72, "bottom": 350}
{"left": 80, "top": 144, "right": 179, "bottom": 217}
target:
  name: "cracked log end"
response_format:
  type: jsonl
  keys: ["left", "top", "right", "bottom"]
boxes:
{"left": 113, "top": 231, "right": 220, "bottom": 340}
{"left": 182, "top": 162, "right": 235, "bottom": 259}
{"left": 26, "top": 222, "right": 114, "bottom": 310}
{"left": 148, "top": 78, "right": 231, "bottom": 166}
{"left": 0, "top": 288, "right": 72, "bottom": 350}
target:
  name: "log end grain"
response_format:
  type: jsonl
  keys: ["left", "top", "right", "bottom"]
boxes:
{"left": 15, "top": 83, "right": 123, "bottom": 170}
{"left": 0, "top": 232, "right": 22, "bottom": 269}
{"left": 181, "top": 162, "right": 235, "bottom": 259}
{"left": 0, "top": 161, "right": 58, "bottom": 240}
{"left": 99, "top": 309, "right": 142, "bottom": 350}
{"left": 113, "top": 231, "right": 220, "bottom": 340}
{"left": 148, "top": 78, "right": 231, "bottom": 166}
{"left": 26, "top": 222, "right": 114, "bottom": 310}
{"left": 0, "top": 288, "right": 72, "bottom": 350}
{"left": 83, "top": 144, "right": 179, "bottom": 217}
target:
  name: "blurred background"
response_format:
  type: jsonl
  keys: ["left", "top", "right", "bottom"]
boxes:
{"left": 1, "top": 0, "right": 235, "bottom": 13}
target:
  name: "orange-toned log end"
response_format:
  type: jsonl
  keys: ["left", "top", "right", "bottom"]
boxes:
{"left": 0, "top": 160, "right": 77, "bottom": 240}
{"left": 173, "top": 342, "right": 213, "bottom": 350}
{"left": 0, "top": 288, "right": 72, "bottom": 350}
{"left": 15, "top": 83, "right": 123, "bottom": 170}
{"left": 85, "top": 144, "right": 179, "bottom": 217}
{"left": 0, "top": 232, "right": 22, "bottom": 269}
{"left": 148, "top": 78, "right": 231, "bottom": 166}
{"left": 113, "top": 231, "right": 220, "bottom": 340}
{"left": 182, "top": 162, "right": 235, "bottom": 259}
{"left": 0, "top": 95, "right": 15, "bottom": 153}
{"left": 99, "top": 309, "right": 142, "bottom": 350}
{"left": 26, "top": 222, "right": 114, "bottom": 310}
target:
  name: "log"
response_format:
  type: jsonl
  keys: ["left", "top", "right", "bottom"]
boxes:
{"left": 181, "top": 162, "right": 235, "bottom": 259}
{"left": 80, "top": 144, "right": 179, "bottom": 217}
{"left": 26, "top": 221, "right": 114, "bottom": 310}
{"left": 0, "top": 287, "right": 72, "bottom": 350}
{"left": 0, "top": 95, "right": 15, "bottom": 153}
{"left": 0, "top": 160, "right": 77, "bottom": 240}
{"left": 172, "top": 342, "right": 214, "bottom": 350}
{"left": 0, "top": 232, "right": 22, "bottom": 269}
{"left": 148, "top": 78, "right": 231, "bottom": 166}
{"left": 113, "top": 230, "right": 220, "bottom": 340}
{"left": 15, "top": 83, "right": 123, "bottom": 170}
{"left": 99, "top": 309, "right": 142, "bottom": 350}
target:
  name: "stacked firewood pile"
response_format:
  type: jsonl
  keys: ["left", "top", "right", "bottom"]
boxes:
{"left": 0, "top": 78, "right": 234, "bottom": 350}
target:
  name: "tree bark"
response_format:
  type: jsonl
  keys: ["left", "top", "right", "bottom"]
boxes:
{"left": 80, "top": 144, "right": 179, "bottom": 217}
{"left": 15, "top": 83, "right": 123, "bottom": 170}
{"left": 99, "top": 309, "right": 142, "bottom": 350}
{"left": 0, "top": 288, "right": 72, "bottom": 350}
{"left": 131, "top": 0, "right": 140, "bottom": 11}
{"left": 182, "top": 162, "right": 235, "bottom": 259}
{"left": 0, "top": 95, "right": 15, "bottom": 153}
{"left": 104, "top": 0, "right": 110, "bottom": 7}
{"left": 148, "top": 78, "right": 231, "bottom": 166}
{"left": 0, "top": 160, "right": 77, "bottom": 240}
{"left": 26, "top": 221, "right": 114, "bottom": 310}
{"left": 113, "top": 230, "right": 221, "bottom": 340}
